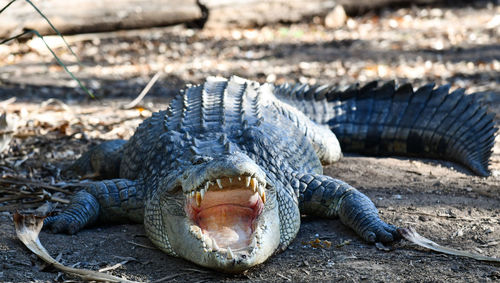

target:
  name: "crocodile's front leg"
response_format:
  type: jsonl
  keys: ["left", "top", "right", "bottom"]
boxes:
{"left": 44, "top": 179, "right": 144, "bottom": 234}
{"left": 294, "top": 173, "right": 400, "bottom": 243}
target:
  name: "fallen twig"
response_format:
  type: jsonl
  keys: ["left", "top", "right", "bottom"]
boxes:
{"left": 0, "top": 176, "right": 74, "bottom": 195}
{"left": 0, "top": 195, "right": 25, "bottom": 202}
{"left": 49, "top": 196, "right": 70, "bottom": 204}
{"left": 152, "top": 272, "right": 188, "bottom": 283}
{"left": 399, "top": 227, "right": 500, "bottom": 263}
{"left": 277, "top": 273, "right": 291, "bottom": 281}
{"left": 181, "top": 268, "right": 211, "bottom": 274}
{"left": 480, "top": 240, "right": 500, "bottom": 248}
{"left": 13, "top": 212, "right": 138, "bottom": 282}
{"left": 122, "top": 71, "right": 162, "bottom": 110}
{"left": 98, "top": 259, "right": 130, "bottom": 272}
{"left": 127, "top": 240, "right": 156, "bottom": 250}
{"left": 0, "top": 186, "right": 69, "bottom": 206}
{"left": 0, "top": 202, "right": 41, "bottom": 212}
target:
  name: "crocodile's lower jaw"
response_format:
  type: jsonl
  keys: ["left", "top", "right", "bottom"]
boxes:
{"left": 186, "top": 177, "right": 265, "bottom": 257}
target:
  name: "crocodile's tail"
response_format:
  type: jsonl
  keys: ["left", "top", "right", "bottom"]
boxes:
{"left": 274, "top": 81, "right": 497, "bottom": 176}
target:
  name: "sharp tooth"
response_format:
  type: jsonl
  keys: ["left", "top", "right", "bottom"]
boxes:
{"left": 246, "top": 176, "right": 251, "bottom": 187}
{"left": 200, "top": 188, "right": 206, "bottom": 200}
{"left": 190, "top": 191, "right": 195, "bottom": 198}
{"left": 202, "top": 234, "right": 209, "bottom": 247}
{"left": 251, "top": 178, "right": 257, "bottom": 192}
{"left": 257, "top": 185, "right": 265, "bottom": 203}
{"left": 238, "top": 176, "right": 241, "bottom": 181}
{"left": 216, "top": 179, "right": 223, "bottom": 189}
{"left": 257, "top": 185, "right": 264, "bottom": 196}
{"left": 229, "top": 177, "right": 233, "bottom": 183}
{"left": 204, "top": 182, "right": 209, "bottom": 191}
{"left": 190, "top": 226, "right": 202, "bottom": 239}
{"left": 212, "top": 238, "right": 219, "bottom": 251}
{"left": 196, "top": 192, "right": 201, "bottom": 206}
{"left": 227, "top": 247, "right": 234, "bottom": 259}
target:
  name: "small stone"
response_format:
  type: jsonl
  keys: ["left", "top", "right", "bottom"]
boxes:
{"left": 325, "top": 5, "right": 347, "bottom": 29}
{"left": 375, "top": 242, "right": 391, "bottom": 251}
{"left": 418, "top": 216, "right": 428, "bottom": 222}
{"left": 392, "top": 194, "right": 402, "bottom": 200}
{"left": 266, "top": 73, "right": 276, "bottom": 83}
{"left": 492, "top": 170, "right": 500, "bottom": 178}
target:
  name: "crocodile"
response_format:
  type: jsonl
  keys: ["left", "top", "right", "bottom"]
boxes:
{"left": 44, "top": 76, "right": 496, "bottom": 272}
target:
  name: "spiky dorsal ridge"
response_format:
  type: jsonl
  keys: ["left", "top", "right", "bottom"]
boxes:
{"left": 162, "top": 76, "right": 272, "bottom": 156}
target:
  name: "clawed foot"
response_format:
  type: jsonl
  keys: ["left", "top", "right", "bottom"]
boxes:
{"left": 359, "top": 219, "right": 401, "bottom": 243}
{"left": 338, "top": 191, "right": 402, "bottom": 244}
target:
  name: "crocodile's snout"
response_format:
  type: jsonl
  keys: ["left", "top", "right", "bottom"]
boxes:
{"left": 161, "top": 153, "right": 281, "bottom": 272}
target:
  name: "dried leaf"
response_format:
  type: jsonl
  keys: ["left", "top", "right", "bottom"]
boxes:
{"left": 13, "top": 212, "right": 138, "bottom": 282}
{"left": 40, "top": 98, "right": 71, "bottom": 112}
{"left": 0, "top": 112, "right": 16, "bottom": 153}
{"left": 399, "top": 227, "right": 500, "bottom": 263}
{"left": 302, "top": 238, "right": 332, "bottom": 249}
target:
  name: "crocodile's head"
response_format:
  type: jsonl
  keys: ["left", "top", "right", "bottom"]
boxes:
{"left": 158, "top": 152, "right": 280, "bottom": 272}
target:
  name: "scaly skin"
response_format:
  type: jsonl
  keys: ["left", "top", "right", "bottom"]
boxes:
{"left": 45, "top": 76, "right": 496, "bottom": 272}
{"left": 274, "top": 81, "right": 496, "bottom": 176}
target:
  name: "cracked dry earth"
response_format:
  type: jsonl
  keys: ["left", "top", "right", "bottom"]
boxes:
{"left": 1, "top": 3, "right": 500, "bottom": 282}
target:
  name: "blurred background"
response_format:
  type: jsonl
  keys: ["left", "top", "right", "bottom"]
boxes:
{"left": 1, "top": 0, "right": 499, "bottom": 103}
{"left": 0, "top": 1, "right": 499, "bottom": 282}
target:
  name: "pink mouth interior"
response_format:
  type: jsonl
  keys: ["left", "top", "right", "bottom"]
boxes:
{"left": 188, "top": 187, "right": 263, "bottom": 250}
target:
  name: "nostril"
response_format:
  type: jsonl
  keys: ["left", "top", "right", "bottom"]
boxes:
{"left": 192, "top": 156, "right": 211, "bottom": 165}
{"left": 193, "top": 159, "right": 204, "bottom": 165}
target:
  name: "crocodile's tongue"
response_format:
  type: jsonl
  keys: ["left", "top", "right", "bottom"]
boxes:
{"left": 192, "top": 188, "right": 262, "bottom": 250}
{"left": 197, "top": 205, "right": 254, "bottom": 250}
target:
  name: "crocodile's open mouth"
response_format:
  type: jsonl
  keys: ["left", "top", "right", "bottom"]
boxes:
{"left": 185, "top": 176, "right": 266, "bottom": 255}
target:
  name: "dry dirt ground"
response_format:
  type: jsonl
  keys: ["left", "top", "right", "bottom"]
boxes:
{"left": 1, "top": 3, "right": 500, "bottom": 282}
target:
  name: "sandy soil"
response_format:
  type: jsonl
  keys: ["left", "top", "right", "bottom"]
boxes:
{"left": 1, "top": 3, "right": 500, "bottom": 282}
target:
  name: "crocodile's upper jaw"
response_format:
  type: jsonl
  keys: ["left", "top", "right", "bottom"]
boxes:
{"left": 160, "top": 154, "right": 281, "bottom": 272}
